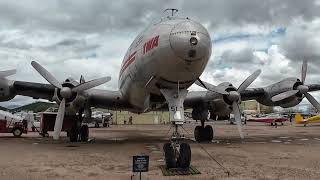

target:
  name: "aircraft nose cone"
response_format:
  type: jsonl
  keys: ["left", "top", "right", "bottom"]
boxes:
{"left": 169, "top": 20, "right": 212, "bottom": 61}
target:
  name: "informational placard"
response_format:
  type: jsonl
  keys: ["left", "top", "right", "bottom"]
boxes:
{"left": 132, "top": 155, "right": 149, "bottom": 172}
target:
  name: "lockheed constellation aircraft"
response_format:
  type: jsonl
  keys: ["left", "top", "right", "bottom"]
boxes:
{"left": 1, "top": 9, "right": 320, "bottom": 169}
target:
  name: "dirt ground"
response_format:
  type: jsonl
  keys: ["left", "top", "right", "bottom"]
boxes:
{"left": 0, "top": 121, "right": 320, "bottom": 180}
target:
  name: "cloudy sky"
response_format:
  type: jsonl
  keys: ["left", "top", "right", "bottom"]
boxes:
{"left": 0, "top": 0, "right": 320, "bottom": 107}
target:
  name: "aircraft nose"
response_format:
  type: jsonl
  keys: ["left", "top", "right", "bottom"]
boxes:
{"left": 169, "top": 20, "right": 212, "bottom": 62}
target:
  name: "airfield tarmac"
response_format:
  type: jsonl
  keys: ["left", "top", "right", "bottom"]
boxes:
{"left": 0, "top": 121, "right": 320, "bottom": 180}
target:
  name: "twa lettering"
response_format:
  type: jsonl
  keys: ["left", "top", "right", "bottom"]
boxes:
{"left": 143, "top": 35, "right": 159, "bottom": 54}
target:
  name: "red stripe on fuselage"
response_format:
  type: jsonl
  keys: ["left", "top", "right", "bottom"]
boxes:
{"left": 120, "top": 51, "right": 136, "bottom": 77}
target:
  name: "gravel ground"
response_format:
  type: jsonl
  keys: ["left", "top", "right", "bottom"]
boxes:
{"left": 0, "top": 121, "right": 319, "bottom": 180}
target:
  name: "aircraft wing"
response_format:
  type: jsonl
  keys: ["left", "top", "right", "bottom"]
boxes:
{"left": 307, "top": 84, "right": 320, "bottom": 92}
{"left": 184, "top": 87, "right": 265, "bottom": 108}
{"left": 12, "top": 81, "right": 55, "bottom": 100}
{"left": 239, "top": 88, "right": 266, "bottom": 101}
{"left": 86, "top": 89, "right": 132, "bottom": 110}
{"left": 2, "top": 80, "right": 132, "bottom": 110}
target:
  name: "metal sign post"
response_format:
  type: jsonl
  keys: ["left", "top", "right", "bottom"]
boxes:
{"left": 132, "top": 155, "right": 149, "bottom": 180}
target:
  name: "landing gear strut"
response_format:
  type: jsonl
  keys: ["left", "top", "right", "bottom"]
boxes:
{"left": 161, "top": 89, "right": 191, "bottom": 169}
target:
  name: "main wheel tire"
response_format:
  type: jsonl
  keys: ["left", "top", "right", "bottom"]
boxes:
{"left": 13, "top": 128, "right": 22, "bottom": 137}
{"left": 163, "top": 143, "right": 176, "bottom": 169}
{"left": 70, "top": 127, "right": 79, "bottom": 142}
{"left": 205, "top": 125, "right": 213, "bottom": 141}
{"left": 94, "top": 122, "right": 100, "bottom": 128}
{"left": 103, "top": 123, "right": 107, "bottom": 127}
{"left": 80, "top": 125, "right": 89, "bottom": 142}
{"left": 177, "top": 143, "right": 191, "bottom": 169}
{"left": 32, "top": 127, "right": 36, "bottom": 132}
{"left": 194, "top": 126, "right": 203, "bottom": 142}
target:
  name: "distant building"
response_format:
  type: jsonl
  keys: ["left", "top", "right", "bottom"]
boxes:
{"left": 93, "top": 108, "right": 170, "bottom": 125}
{"left": 240, "top": 100, "right": 273, "bottom": 114}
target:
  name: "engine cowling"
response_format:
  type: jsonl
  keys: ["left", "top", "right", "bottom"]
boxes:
{"left": 52, "top": 78, "right": 87, "bottom": 114}
{"left": 0, "top": 79, "right": 15, "bottom": 101}
{"left": 195, "top": 82, "right": 236, "bottom": 118}
{"left": 256, "top": 77, "right": 303, "bottom": 108}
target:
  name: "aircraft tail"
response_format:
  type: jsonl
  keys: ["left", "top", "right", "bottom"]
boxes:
{"left": 294, "top": 113, "right": 304, "bottom": 124}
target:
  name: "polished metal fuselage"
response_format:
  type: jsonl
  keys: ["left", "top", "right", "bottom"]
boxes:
{"left": 118, "top": 17, "right": 212, "bottom": 112}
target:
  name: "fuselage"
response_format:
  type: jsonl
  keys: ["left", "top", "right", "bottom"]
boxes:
{"left": 118, "top": 17, "right": 212, "bottom": 112}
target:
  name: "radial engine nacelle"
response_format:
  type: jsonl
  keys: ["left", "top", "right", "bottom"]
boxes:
{"left": 52, "top": 77, "right": 87, "bottom": 113}
{"left": 0, "top": 70, "right": 17, "bottom": 102}
{"left": 0, "top": 78, "right": 15, "bottom": 101}
{"left": 192, "top": 82, "right": 237, "bottom": 119}
{"left": 256, "top": 77, "right": 303, "bottom": 108}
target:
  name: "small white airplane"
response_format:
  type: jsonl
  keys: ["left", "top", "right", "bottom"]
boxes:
{"left": 0, "top": 9, "right": 320, "bottom": 169}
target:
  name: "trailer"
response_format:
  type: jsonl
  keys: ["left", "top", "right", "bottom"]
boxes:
{"left": 39, "top": 112, "right": 77, "bottom": 137}
{"left": 39, "top": 112, "right": 90, "bottom": 142}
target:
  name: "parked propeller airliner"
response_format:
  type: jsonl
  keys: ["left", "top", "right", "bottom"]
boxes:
{"left": 1, "top": 9, "right": 320, "bottom": 169}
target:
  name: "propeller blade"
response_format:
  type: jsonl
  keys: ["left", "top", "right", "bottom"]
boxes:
{"left": 232, "top": 102, "right": 244, "bottom": 139}
{"left": 31, "top": 61, "right": 62, "bottom": 89}
{"left": 304, "top": 92, "right": 320, "bottom": 112}
{"left": 0, "top": 69, "right": 16, "bottom": 78}
{"left": 301, "top": 60, "right": 307, "bottom": 84}
{"left": 53, "top": 98, "right": 66, "bottom": 140}
{"left": 195, "top": 79, "right": 229, "bottom": 95}
{"left": 271, "top": 90, "right": 299, "bottom": 102}
{"left": 237, "top": 69, "right": 261, "bottom": 92}
{"left": 72, "top": 76, "right": 111, "bottom": 92}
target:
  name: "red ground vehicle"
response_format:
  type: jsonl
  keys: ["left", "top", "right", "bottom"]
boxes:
{"left": 0, "top": 118, "right": 28, "bottom": 137}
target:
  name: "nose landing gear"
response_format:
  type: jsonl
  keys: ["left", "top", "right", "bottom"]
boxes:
{"left": 160, "top": 88, "right": 191, "bottom": 169}
{"left": 163, "top": 124, "right": 191, "bottom": 169}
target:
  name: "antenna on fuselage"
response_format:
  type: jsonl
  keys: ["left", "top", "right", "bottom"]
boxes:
{"left": 164, "top": 8, "right": 178, "bottom": 17}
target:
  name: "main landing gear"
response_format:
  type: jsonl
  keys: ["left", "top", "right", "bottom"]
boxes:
{"left": 194, "top": 120, "right": 214, "bottom": 142}
{"left": 161, "top": 89, "right": 191, "bottom": 169}
{"left": 69, "top": 113, "right": 89, "bottom": 142}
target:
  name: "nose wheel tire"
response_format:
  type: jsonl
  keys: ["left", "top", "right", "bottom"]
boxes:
{"left": 177, "top": 143, "right": 191, "bottom": 169}
{"left": 163, "top": 142, "right": 192, "bottom": 169}
{"left": 194, "top": 125, "right": 214, "bottom": 142}
{"left": 163, "top": 143, "right": 177, "bottom": 169}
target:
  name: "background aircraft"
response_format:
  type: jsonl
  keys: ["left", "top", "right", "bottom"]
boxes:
{"left": 246, "top": 113, "right": 287, "bottom": 126}
{"left": 1, "top": 10, "right": 320, "bottom": 169}
{"left": 294, "top": 113, "right": 320, "bottom": 126}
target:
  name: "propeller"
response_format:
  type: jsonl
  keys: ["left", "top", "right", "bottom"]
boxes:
{"left": 31, "top": 61, "right": 111, "bottom": 140}
{"left": 0, "top": 69, "right": 16, "bottom": 78}
{"left": 196, "top": 69, "right": 261, "bottom": 139}
{"left": 195, "top": 78, "right": 229, "bottom": 95}
{"left": 271, "top": 60, "right": 320, "bottom": 112}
